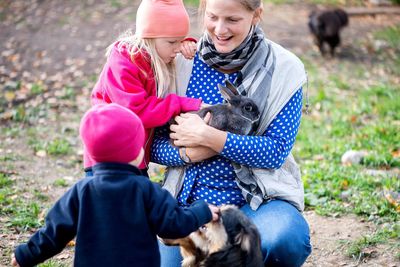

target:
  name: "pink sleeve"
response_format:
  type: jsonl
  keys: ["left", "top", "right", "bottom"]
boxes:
{"left": 92, "top": 47, "right": 201, "bottom": 129}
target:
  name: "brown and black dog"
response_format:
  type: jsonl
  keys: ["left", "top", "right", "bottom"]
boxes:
{"left": 308, "top": 8, "right": 349, "bottom": 56}
{"left": 162, "top": 205, "right": 264, "bottom": 267}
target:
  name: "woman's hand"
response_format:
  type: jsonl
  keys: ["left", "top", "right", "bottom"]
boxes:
{"left": 170, "top": 112, "right": 227, "bottom": 152}
{"left": 180, "top": 40, "right": 197, "bottom": 60}
{"left": 170, "top": 113, "right": 210, "bottom": 147}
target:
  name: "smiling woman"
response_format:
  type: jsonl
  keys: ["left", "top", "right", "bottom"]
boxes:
{"left": 152, "top": 0, "right": 312, "bottom": 266}
{"left": 202, "top": 0, "right": 262, "bottom": 54}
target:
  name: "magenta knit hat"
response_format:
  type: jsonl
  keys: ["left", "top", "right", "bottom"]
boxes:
{"left": 80, "top": 104, "right": 145, "bottom": 164}
{"left": 135, "top": 0, "right": 190, "bottom": 38}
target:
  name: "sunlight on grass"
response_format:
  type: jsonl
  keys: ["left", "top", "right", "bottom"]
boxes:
{"left": 297, "top": 24, "right": 400, "bottom": 250}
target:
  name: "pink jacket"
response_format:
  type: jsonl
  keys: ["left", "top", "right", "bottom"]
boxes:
{"left": 84, "top": 42, "right": 201, "bottom": 169}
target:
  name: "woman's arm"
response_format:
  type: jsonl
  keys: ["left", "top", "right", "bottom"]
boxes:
{"left": 169, "top": 89, "right": 303, "bottom": 169}
{"left": 220, "top": 89, "right": 303, "bottom": 169}
{"left": 150, "top": 126, "right": 186, "bottom": 166}
{"left": 151, "top": 122, "right": 218, "bottom": 165}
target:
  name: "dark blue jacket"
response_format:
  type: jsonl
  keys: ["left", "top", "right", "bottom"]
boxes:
{"left": 15, "top": 163, "right": 212, "bottom": 267}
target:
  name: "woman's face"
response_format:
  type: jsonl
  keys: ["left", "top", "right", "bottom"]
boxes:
{"left": 204, "top": 0, "right": 261, "bottom": 54}
{"left": 154, "top": 37, "right": 184, "bottom": 64}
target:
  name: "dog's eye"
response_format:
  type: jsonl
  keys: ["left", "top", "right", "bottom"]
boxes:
{"left": 199, "top": 225, "right": 207, "bottom": 232}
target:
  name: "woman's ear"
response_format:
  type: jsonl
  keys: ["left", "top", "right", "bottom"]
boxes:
{"left": 252, "top": 6, "right": 263, "bottom": 25}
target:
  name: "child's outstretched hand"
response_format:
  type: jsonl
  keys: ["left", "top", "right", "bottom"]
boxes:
{"left": 180, "top": 40, "right": 197, "bottom": 60}
{"left": 11, "top": 254, "right": 20, "bottom": 267}
{"left": 208, "top": 204, "right": 220, "bottom": 221}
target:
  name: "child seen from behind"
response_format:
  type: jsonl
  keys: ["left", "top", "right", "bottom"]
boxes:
{"left": 12, "top": 104, "right": 219, "bottom": 267}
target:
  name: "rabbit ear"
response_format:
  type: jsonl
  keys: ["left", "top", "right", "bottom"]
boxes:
{"left": 218, "top": 80, "right": 239, "bottom": 101}
{"left": 225, "top": 80, "right": 239, "bottom": 95}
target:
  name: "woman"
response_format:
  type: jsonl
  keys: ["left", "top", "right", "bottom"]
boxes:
{"left": 151, "top": 0, "right": 312, "bottom": 266}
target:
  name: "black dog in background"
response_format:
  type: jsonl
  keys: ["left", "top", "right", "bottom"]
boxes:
{"left": 308, "top": 8, "right": 349, "bottom": 56}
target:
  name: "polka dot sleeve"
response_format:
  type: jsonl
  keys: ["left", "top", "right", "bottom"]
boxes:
{"left": 220, "top": 89, "right": 303, "bottom": 169}
{"left": 150, "top": 126, "right": 185, "bottom": 166}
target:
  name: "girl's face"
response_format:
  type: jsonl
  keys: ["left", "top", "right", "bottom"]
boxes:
{"left": 204, "top": 0, "right": 261, "bottom": 54}
{"left": 154, "top": 37, "right": 184, "bottom": 64}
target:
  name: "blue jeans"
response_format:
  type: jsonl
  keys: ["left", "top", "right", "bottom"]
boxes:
{"left": 159, "top": 200, "right": 311, "bottom": 267}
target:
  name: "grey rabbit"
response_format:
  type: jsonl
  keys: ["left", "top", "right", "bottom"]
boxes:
{"left": 196, "top": 80, "right": 260, "bottom": 135}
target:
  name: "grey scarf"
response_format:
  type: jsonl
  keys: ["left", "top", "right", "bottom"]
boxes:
{"left": 230, "top": 31, "right": 277, "bottom": 210}
{"left": 198, "top": 26, "right": 264, "bottom": 72}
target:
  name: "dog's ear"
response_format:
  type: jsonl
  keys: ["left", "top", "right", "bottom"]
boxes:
{"left": 202, "top": 245, "right": 243, "bottom": 267}
{"left": 334, "top": 9, "right": 349, "bottom": 27}
{"left": 232, "top": 224, "right": 264, "bottom": 266}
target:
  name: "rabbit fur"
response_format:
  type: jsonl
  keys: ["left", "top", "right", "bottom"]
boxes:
{"left": 196, "top": 80, "right": 260, "bottom": 135}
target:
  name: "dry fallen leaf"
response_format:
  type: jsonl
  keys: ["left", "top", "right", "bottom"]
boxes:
{"left": 55, "top": 252, "right": 71, "bottom": 259}
{"left": 391, "top": 149, "right": 400, "bottom": 158}
{"left": 36, "top": 150, "right": 47, "bottom": 157}
{"left": 4, "top": 91, "right": 16, "bottom": 102}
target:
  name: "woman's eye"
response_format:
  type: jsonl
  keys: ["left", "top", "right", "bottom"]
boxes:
{"left": 207, "top": 14, "right": 217, "bottom": 21}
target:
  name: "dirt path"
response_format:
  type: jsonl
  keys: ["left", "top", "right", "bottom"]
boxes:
{"left": 1, "top": 1, "right": 399, "bottom": 266}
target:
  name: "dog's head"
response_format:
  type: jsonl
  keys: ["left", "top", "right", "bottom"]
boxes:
{"left": 308, "top": 8, "right": 349, "bottom": 37}
{"left": 162, "top": 205, "right": 264, "bottom": 267}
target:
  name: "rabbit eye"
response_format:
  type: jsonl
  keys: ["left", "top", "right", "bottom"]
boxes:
{"left": 244, "top": 105, "right": 253, "bottom": 112}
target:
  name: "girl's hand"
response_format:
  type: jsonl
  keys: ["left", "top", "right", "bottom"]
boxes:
{"left": 11, "top": 254, "right": 20, "bottom": 267}
{"left": 207, "top": 205, "right": 220, "bottom": 221}
{"left": 180, "top": 40, "right": 197, "bottom": 60}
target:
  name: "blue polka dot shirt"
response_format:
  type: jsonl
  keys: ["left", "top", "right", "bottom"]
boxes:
{"left": 151, "top": 54, "right": 303, "bottom": 207}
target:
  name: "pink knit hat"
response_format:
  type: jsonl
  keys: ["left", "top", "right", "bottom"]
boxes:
{"left": 80, "top": 104, "right": 145, "bottom": 164}
{"left": 135, "top": 0, "right": 190, "bottom": 38}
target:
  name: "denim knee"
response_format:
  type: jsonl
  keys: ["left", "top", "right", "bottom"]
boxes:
{"left": 263, "top": 227, "right": 311, "bottom": 267}
{"left": 241, "top": 200, "right": 312, "bottom": 267}
{"left": 158, "top": 240, "right": 182, "bottom": 267}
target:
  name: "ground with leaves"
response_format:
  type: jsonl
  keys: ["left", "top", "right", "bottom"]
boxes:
{"left": 1, "top": 0, "right": 399, "bottom": 266}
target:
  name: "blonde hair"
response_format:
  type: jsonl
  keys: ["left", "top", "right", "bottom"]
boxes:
{"left": 199, "top": 0, "right": 262, "bottom": 22}
{"left": 106, "top": 30, "right": 176, "bottom": 97}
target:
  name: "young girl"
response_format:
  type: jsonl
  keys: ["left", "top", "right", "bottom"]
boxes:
{"left": 85, "top": 0, "right": 201, "bottom": 173}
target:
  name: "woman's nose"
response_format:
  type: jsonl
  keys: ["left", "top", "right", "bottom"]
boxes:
{"left": 214, "top": 20, "right": 227, "bottom": 35}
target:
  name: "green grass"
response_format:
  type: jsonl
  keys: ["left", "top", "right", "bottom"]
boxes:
{"left": 295, "top": 25, "right": 400, "bottom": 258}
{"left": 0, "top": 173, "right": 45, "bottom": 230}
{"left": 345, "top": 226, "right": 400, "bottom": 260}
{"left": 374, "top": 25, "right": 400, "bottom": 49}
{"left": 28, "top": 136, "right": 71, "bottom": 156}
{"left": 53, "top": 178, "right": 69, "bottom": 187}
{"left": 39, "top": 261, "right": 70, "bottom": 267}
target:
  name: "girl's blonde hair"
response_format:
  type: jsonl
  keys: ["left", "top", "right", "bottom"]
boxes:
{"left": 106, "top": 30, "right": 175, "bottom": 98}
